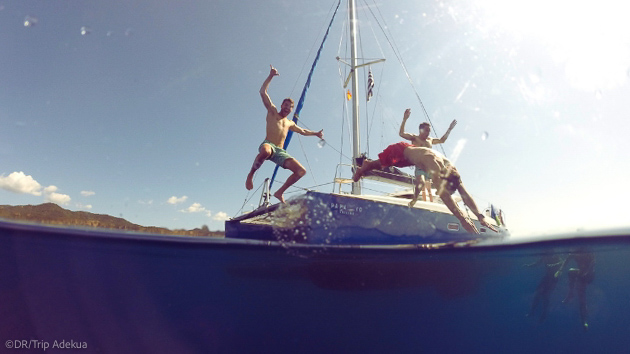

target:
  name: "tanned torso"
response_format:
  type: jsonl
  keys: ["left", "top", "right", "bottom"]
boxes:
{"left": 403, "top": 146, "right": 445, "bottom": 179}
{"left": 265, "top": 110, "right": 294, "bottom": 148}
{"left": 408, "top": 135, "right": 434, "bottom": 149}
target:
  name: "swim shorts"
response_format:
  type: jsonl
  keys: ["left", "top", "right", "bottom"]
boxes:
{"left": 377, "top": 142, "right": 413, "bottom": 168}
{"left": 260, "top": 140, "right": 294, "bottom": 167}
{"left": 415, "top": 167, "right": 431, "bottom": 180}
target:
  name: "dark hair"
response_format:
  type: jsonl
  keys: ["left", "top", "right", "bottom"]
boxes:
{"left": 440, "top": 168, "right": 461, "bottom": 194}
{"left": 419, "top": 122, "right": 431, "bottom": 130}
{"left": 283, "top": 98, "right": 294, "bottom": 106}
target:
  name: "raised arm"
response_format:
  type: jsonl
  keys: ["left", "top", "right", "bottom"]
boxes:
{"left": 289, "top": 124, "right": 324, "bottom": 139}
{"left": 399, "top": 108, "right": 416, "bottom": 141}
{"left": 260, "top": 65, "right": 279, "bottom": 111}
{"left": 432, "top": 119, "right": 457, "bottom": 145}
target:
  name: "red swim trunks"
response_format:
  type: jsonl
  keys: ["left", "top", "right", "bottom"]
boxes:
{"left": 377, "top": 142, "right": 413, "bottom": 168}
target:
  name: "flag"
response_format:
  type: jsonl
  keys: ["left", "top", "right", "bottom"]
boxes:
{"left": 346, "top": 89, "right": 352, "bottom": 101}
{"left": 367, "top": 69, "right": 374, "bottom": 102}
{"left": 490, "top": 204, "right": 502, "bottom": 226}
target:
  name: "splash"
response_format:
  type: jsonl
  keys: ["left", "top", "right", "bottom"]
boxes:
{"left": 270, "top": 194, "right": 338, "bottom": 253}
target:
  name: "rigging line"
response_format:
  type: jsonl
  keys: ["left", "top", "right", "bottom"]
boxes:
{"left": 285, "top": 115, "right": 350, "bottom": 163}
{"left": 367, "top": 0, "right": 447, "bottom": 157}
{"left": 354, "top": 9, "right": 374, "bottom": 159}
{"left": 235, "top": 181, "right": 264, "bottom": 217}
{"left": 337, "top": 52, "right": 351, "bottom": 164}
{"left": 366, "top": 64, "right": 384, "bottom": 153}
{"left": 361, "top": 0, "right": 386, "bottom": 157}
{"left": 269, "top": 0, "right": 341, "bottom": 191}
{"left": 269, "top": 178, "right": 333, "bottom": 196}
{"left": 362, "top": 0, "right": 387, "bottom": 59}
{"left": 289, "top": 0, "right": 340, "bottom": 98}
{"left": 296, "top": 135, "right": 318, "bottom": 186}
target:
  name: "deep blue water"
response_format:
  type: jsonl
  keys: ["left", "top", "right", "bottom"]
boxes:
{"left": 2, "top": 220, "right": 630, "bottom": 353}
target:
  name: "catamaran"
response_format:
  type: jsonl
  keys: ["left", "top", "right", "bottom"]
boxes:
{"left": 226, "top": 0, "right": 509, "bottom": 246}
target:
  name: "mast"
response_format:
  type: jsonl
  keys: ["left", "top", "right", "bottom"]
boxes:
{"left": 349, "top": 0, "right": 361, "bottom": 195}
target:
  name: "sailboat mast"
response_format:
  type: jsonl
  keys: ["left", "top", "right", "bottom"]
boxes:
{"left": 349, "top": 0, "right": 361, "bottom": 195}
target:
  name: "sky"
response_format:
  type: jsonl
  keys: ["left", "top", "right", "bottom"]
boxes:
{"left": 1, "top": 0, "right": 629, "bottom": 236}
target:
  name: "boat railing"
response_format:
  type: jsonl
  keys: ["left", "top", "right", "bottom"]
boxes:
{"left": 259, "top": 178, "right": 271, "bottom": 208}
{"left": 333, "top": 163, "right": 355, "bottom": 193}
{"left": 333, "top": 162, "right": 416, "bottom": 194}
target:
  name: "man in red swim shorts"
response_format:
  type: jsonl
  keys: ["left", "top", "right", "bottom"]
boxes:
{"left": 352, "top": 141, "right": 413, "bottom": 182}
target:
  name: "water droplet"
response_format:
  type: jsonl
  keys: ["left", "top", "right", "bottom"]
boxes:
{"left": 80, "top": 26, "right": 92, "bottom": 36}
{"left": 106, "top": 30, "right": 114, "bottom": 37}
{"left": 24, "top": 16, "right": 38, "bottom": 27}
{"left": 124, "top": 28, "right": 134, "bottom": 36}
{"left": 481, "top": 131, "right": 489, "bottom": 141}
{"left": 317, "top": 139, "right": 326, "bottom": 148}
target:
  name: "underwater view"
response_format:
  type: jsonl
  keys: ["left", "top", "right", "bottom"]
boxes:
{"left": 3, "top": 222, "right": 630, "bottom": 353}
{"left": 1, "top": 0, "right": 630, "bottom": 352}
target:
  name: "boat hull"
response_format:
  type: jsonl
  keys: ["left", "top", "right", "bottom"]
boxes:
{"left": 226, "top": 191, "right": 508, "bottom": 245}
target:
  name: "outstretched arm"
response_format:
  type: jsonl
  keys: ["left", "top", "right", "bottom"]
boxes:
{"left": 440, "top": 192, "right": 479, "bottom": 234}
{"left": 433, "top": 119, "right": 457, "bottom": 145}
{"left": 457, "top": 184, "right": 498, "bottom": 232}
{"left": 290, "top": 124, "right": 324, "bottom": 139}
{"left": 260, "top": 65, "right": 279, "bottom": 111}
{"left": 399, "top": 109, "right": 416, "bottom": 141}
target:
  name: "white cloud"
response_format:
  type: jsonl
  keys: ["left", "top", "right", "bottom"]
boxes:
{"left": 44, "top": 186, "right": 71, "bottom": 205}
{"left": 81, "top": 190, "right": 95, "bottom": 197}
{"left": 213, "top": 211, "right": 229, "bottom": 221}
{"left": 168, "top": 195, "right": 188, "bottom": 205}
{"left": 76, "top": 203, "right": 93, "bottom": 210}
{"left": 180, "top": 202, "right": 206, "bottom": 213}
{"left": 0, "top": 171, "right": 43, "bottom": 196}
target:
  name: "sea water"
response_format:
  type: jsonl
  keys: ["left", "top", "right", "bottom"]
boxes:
{"left": 2, "top": 220, "right": 629, "bottom": 353}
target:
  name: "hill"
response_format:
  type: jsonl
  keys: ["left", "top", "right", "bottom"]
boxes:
{"left": 0, "top": 203, "right": 224, "bottom": 237}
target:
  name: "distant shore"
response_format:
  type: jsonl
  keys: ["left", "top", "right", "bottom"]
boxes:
{"left": 0, "top": 203, "right": 225, "bottom": 237}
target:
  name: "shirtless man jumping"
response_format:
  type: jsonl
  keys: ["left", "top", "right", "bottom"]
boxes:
{"left": 353, "top": 141, "right": 497, "bottom": 234}
{"left": 403, "top": 146, "right": 497, "bottom": 234}
{"left": 245, "top": 65, "right": 324, "bottom": 203}
{"left": 399, "top": 108, "right": 457, "bottom": 202}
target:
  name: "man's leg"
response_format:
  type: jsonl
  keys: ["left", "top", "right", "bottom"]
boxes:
{"left": 246, "top": 145, "right": 272, "bottom": 190}
{"left": 409, "top": 175, "right": 426, "bottom": 207}
{"left": 273, "top": 158, "right": 306, "bottom": 203}
{"left": 352, "top": 159, "right": 382, "bottom": 182}
{"left": 425, "top": 179, "right": 434, "bottom": 202}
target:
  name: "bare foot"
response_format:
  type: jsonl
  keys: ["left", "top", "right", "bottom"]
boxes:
{"left": 246, "top": 173, "right": 254, "bottom": 190}
{"left": 273, "top": 190, "right": 286, "bottom": 203}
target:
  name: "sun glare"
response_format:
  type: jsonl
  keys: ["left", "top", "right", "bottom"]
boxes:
{"left": 476, "top": 0, "right": 630, "bottom": 91}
